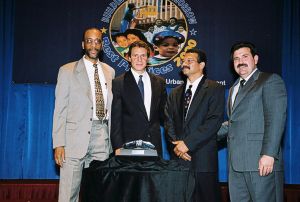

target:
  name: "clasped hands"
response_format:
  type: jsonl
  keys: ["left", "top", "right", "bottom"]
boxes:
{"left": 173, "top": 141, "right": 191, "bottom": 161}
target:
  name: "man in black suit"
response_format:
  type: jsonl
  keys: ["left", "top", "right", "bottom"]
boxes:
{"left": 165, "top": 48, "right": 224, "bottom": 202}
{"left": 111, "top": 41, "right": 167, "bottom": 156}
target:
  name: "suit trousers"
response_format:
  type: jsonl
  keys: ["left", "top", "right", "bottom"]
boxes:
{"left": 229, "top": 162, "right": 283, "bottom": 202}
{"left": 58, "top": 121, "right": 110, "bottom": 202}
{"left": 193, "top": 172, "right": 221, "bottom": 202}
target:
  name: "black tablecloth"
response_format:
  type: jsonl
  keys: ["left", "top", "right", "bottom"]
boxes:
{"left": 81, "top": 157, "right": 195, "bottom": 202}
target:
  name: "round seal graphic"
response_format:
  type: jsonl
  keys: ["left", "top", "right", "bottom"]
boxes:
{"left": 110, "top": 0, "right": 188, "bottom": 66}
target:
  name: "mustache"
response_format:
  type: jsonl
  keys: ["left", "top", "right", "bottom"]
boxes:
{"left": 86, "top": 48, "right": 100, "bottom": 52}
{"left": 182, "top": 65, "right": 190, "bottom": 70}
{"left": 237, "top": 63, "right": 248, "bottom": 68}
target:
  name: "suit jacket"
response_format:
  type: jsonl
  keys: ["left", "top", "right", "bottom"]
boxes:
{"left": 111, "top": 70, "right": 167, "bottom": 155}
{"left": 52, "top": 58, "right": 115, "bottom": 159}
{"left": 165, "top": 77, "right": 225, "bottom": 172}
{"left": 218, "top": 70, "right": 287, "bottom": 171}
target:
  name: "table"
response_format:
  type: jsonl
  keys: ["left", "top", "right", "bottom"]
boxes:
{"left": 81, "top": 157, "right": 195, "bottom": 202}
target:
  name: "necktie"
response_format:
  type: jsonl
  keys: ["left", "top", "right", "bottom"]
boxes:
{"left": 233, "top": 79, "right": 246, "bottom": 106}
{"left": 183, "top": 85, "right": 193, "bottom": 119}
{"left": 138, "top": 75, "right": 144, "bottom": 101}
{"left": 239, "top": 79, "right": 246, "bottom": 90}
{"left": 93, "top": 64, "right": 105, "bottom": 119}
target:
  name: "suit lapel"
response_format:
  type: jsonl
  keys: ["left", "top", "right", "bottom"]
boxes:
{"left": 232, "top": 70, "right": 260, "bottom": 112}
{"left": 175, "top": 83, "right": 185, "bottom": 124}
{"left": 149, "top": 74, "right": 159, "bottom": 121}
{"left": 227, "top": 79, "right": 238, "bottom": 116}
{"left": 101, "top": 62, "right": 112, "bottom": 93}
{"left": 74, "top": 59, "right": 92, "bottom": 102}
{"left": 125, "top": 71, "right": 148, "bottom": 119}
{"left": 100, "top": 62, "right": 113, "bottom": 111}
{"left": 184, "top": 77, "right": 207, "bottom": 125}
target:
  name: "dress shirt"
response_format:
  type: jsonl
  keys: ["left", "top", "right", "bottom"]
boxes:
{"left": 131, "top": 68, "right": 152, "bottom": 120}
{"left": 83, "top": 56, "right": 108, "bottom": 120}
{"left": 185, "top": 75, "right": 204, "bottom": 113}
{"left": 231, "top": 68, "right": 258, "bottom": 107}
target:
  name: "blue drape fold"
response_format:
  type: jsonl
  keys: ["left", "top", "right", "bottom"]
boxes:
{"left": 282, "top": 0, "right": 300, "bottom": 184}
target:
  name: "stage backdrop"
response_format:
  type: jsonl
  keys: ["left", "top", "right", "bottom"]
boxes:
{"left": 12, "top": 0, "right": 282, "bottom": 88}
{"left": 1, "top": 0, "right": 299, "bottom": 184}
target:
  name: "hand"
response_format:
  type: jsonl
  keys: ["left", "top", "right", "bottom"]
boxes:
{"left": 180, "top": 153, "right": 192, "bottom": 161}
{"left": 172, "top": 141, "right": 191, "bottom": 161}
{"left": 54, "top": 146, "right": 65, "bottom": 167}
{"left": 258, "top": 155, "right": 274, "bottom": 176}
{"left": 115, "top": 148, "right": 121, "bottom": 155}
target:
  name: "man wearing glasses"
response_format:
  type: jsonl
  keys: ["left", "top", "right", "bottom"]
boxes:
{"left": 165, "top": 48, "right": 225, "bottom": 202}
{"left": 52, "top": 27, "right": 115, "bottom": 202}
{"left": 111, "top": 41, "right": 167, "bottom": 156}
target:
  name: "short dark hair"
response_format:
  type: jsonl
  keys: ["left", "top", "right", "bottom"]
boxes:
{"left": 128, "top": 41, "right": 151, "bottom": 57}
{"left": 169, "top": 17, "right": 177, "bottom": 22}
{"left": 155, "top": 19, "right": 163, "bottom": 23}
{"left": 112, "top": 33, "right": 127, "bottom": 42}
{"left": 185, "top": 48, "right": 207, "bottom": 64}
{"left": 230, "top": 41, "right": 257, "bottom": 60}
{"left": 124, "top": 29, "right": 147, "bottom": 42}
{"left": 82, "top": 27, "right": 101, "bottom": 42}
{"left": 128, "top": 3, "right": 135, "bottom": 10}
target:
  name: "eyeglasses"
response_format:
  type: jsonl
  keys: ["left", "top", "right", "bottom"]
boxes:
{"left": 131, "top": 54, "right": 148, "bottom": 60}
{"left": 85, "top": 38, "right": 102, "bottom": 45}
{"left": 181, "top": 59, "right": 197, "bottom": 65}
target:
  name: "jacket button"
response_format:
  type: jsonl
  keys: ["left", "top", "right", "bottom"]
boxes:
{"left": 88, "top": 131, "right": 90, "bottom": 134}
{"left": 90, "top": 118, "right": 92, "bottom": 121}
{"left": 91, "top": 107, "right": 93, "bottom": 110}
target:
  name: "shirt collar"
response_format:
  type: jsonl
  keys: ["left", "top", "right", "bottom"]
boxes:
{"left": 240, "top": 68, "right": 257, "bottom": 83}
{"left": 131, "top": 68, "right": 148, "bottom": 82}
{"left": 83, "top": 56, "right": 100, "bottom": 66}
{"left": 186, "top": 75, "right": 204, "bottom": 90}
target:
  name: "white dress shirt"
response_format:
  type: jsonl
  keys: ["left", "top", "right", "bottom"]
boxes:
{"left": 83, "top": 56, "right": 108, "bottom": 120}
{"left": 131, "top": 68, "right": 152, "bottom": 120}
{"left": 185, "top": 75, "right": 204, "bottom": 113}
{"left": 231, "top": 68, "right": 258, "bottom": 107}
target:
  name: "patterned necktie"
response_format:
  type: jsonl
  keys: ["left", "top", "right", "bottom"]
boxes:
{"left": 93, "top": 64, "right": 105, "bottom": 119}
{"left": 138, "top": 75, "right": 144, "bottom": 101}
{"left": 183, "top": 85, "right": 193, "bottom": 119}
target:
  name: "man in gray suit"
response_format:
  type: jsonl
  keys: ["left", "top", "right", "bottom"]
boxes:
{"left": 52, "top": 27, "right": 115, "bottom": 202}
{"left": 218, "top": 41, "right": 287, "bottom": 202}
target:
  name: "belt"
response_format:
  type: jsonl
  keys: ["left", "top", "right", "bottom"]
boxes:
{"left": 93, "top": 119, "right": 108, "bottom": 125}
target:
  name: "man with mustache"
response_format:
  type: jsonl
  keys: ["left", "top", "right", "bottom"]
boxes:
{"left": 52, "top": 28, "right": 115, "bottom": 202}
{"left": 165, "top": 48, "right": 225, "bottom": 202}
{"left": 218, "top": 41, "right": 287, "bottom": 201}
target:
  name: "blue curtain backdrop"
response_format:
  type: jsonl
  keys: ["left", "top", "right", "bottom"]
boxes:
{"left": 1, "top": 0, "right": 299, "bottom": 183}
{"left": 282, "top": 0, "right": 300, "bottom": 184}
{"left": 0, "top": 0, "right": 57, "bottom": 178}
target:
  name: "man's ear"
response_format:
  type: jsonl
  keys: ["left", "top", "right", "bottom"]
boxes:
{"left": 254, "top": 55, "right": 259, "bottom": 65}
{"left": 200, "top": 62, "right": 205, "bottom": 70}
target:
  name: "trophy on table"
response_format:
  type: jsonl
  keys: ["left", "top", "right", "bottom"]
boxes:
{"left": 118, "top": 139, "right": 158, "bottom": 160}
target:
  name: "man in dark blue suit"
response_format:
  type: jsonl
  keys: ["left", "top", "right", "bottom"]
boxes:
{"left": 111, "top": 41, "right": 167, "bottom": 156}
